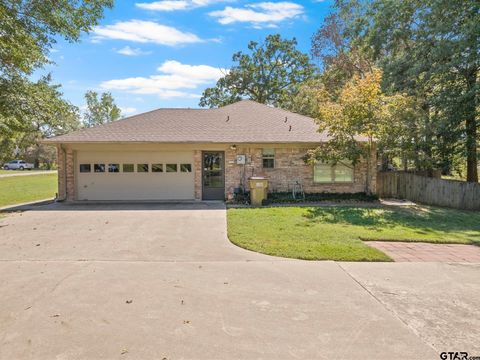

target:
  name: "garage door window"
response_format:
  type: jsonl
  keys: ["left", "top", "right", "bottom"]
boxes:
{"left": 123, "top": 164, "right": 134, "bottom": 173}
{"left": 137, "top": 164, "right": 149, "bottom": 173}
{"left": 152, "top": 164, "right": 163, "bottom": 172}
{"left": 94, "top": 164, "right": 105, "bottom": 173}
{"left": 180, "top": 164, "right": 192, "bottom": 173}
{"left": 108, "top": 164, "right": 120, "bottom": 173}
{"left": 79, "top": 164, "right": 91, "bottom": 173}
{"left": 166, "top": 164, "right": 177, "bottom": 172}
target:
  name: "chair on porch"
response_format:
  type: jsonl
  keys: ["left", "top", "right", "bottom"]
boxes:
{"left": 288, "top": 179, "right": 305, "bottom": 201}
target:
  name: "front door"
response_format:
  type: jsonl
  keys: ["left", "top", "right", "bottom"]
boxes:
{"left": 202, "top": 151, "right": 225, "bottom": 200}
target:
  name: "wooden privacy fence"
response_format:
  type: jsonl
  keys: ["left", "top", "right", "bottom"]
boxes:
{"left": 377, "top": 172, "right": 480, "bottom": 210}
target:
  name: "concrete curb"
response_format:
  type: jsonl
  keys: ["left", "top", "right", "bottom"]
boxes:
{"left": 0, "top": 198, "right": 56, "bottom": 212}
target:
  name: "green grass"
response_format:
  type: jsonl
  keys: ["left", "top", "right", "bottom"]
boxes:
{"left": 0, "top": 169, "right": 55, "bottom": 174}
{"left": 0, "top": 173, "right": 57, "bottom": 207}
{"left": 227, "top": 205, "right": 480, "bottom": 261}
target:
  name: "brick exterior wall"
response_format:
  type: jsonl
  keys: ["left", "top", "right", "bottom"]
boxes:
{"left": 57, "top": 146, "right": 75, "bottom": 201}
{"left": 57, "top": 144, "right": 375, "bottom": 201}
{"left": 224, "top": 146, "right": 376, "bottom": 198}
{"left": 65, "top": 148, "right": 75, "bottom": 200}
{"left": 56, "top": 145, "right": 66, "bottom": 200}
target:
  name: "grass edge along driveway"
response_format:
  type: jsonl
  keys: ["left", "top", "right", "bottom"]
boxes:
{"left": 227, "top": 205, "right": 480, "bottom": 262}
{"left": 0, "top": 173, "right": 57, "bottom": 208}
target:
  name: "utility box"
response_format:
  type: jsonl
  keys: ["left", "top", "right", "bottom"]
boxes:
{"left": 248, "top": 177, "right": 269, "bottom": 206}
{"left": 236, "top": 154, "right": 246, "bottom": 164}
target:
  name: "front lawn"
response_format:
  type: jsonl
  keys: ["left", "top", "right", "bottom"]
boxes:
{"left": 0, "top": 169, "right": 53, "bottom": 174}
{"left": 0, "top": 173, "right": 58, "bottom": 207}
{"left": 227, "top": 206, "right": 480, "bottom": 261}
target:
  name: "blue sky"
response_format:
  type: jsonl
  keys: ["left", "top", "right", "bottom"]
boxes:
{"left": 44, "top": 0, "right": 333, "bottom": 116}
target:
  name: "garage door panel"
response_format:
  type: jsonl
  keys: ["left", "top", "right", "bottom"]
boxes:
{"left": 76, "top": 151, "right": 194, "bottom": 201}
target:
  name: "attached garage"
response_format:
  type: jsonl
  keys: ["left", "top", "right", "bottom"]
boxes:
{"left": 46, "top": 101, "right": 374, "bottom": 202}
{"left": 76, "top": 151, "right": 195, "bottom": 201}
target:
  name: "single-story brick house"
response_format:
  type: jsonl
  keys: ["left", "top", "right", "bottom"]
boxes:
{"left": 45, "top": 100, "right": 375, "bottom": 201}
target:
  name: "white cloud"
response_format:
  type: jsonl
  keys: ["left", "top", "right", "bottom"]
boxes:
{"left": 116, "top": 46, "right": 152, "bottom": 56}
{"left": 136, "top": 0, "right": 229, "bottom": 11}
{"left": 100, "top": 60, "right": 225, "bottom": 98}
{"left": 93, "top": 20, "right": 202, "bottom": 46}
{"left": 120, "top": 107, "right": 138, "bottom": 115}
{"left": 209, "top": 2, "right": 303, "bottom": 27}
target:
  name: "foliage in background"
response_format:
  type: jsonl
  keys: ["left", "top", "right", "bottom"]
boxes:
{"left": 83, "top": 91, "right": 121, "bottom": 128}
{"left": 199, "top": 34, "right": 317, "bottom": 111}
{"left": 305, "top": 69, "right": 415, "bottom": 193}
{"left": 0, "top": 75, "right": 80, "bottom": 166}
{"left": 0, "top": 0, "right": 113, "bottom": 165}
{"left": 335, "top": 0, "right": 479, "bottom": 181}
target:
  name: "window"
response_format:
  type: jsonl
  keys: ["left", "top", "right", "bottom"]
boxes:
{"left": 123, "top": 164, "right": 134, "bottom": 173}
{"left": 152, "top": 164, "right": 163, "bottom": 173}
{"left": 180, "top": 164, "right": 192, "bottom": 173}
{"left": 314, "top": 161, "right": 354, "bottom": 183}
{"left": 137, "top": 164, "right": 149, "bottom": 173}
{"left": 262, "top": 149, "right": 275, "bottom": 169}
{"left": 166, "top": 164, "right": 177, "bottom": 172}
{"left": 94, "top": 164, "right": 105, "bottom": 173}
{"left": 108, "top": 164, "right": 120, "bottom": 173}
{"left": 79, "top": 164, "right": 91, "bottom": 173}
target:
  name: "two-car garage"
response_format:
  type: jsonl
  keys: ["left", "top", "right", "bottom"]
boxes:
{"left": 75, "top": 151, "right": 195, "bottom": 201}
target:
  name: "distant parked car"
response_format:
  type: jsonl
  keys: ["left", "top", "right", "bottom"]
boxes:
{"left": 3, "top": 160, "right": 34, "bottom": 170}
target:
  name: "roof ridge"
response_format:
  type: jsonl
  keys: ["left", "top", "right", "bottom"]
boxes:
{"left": 223, "top": 99, "right": 318, "bottom": 123}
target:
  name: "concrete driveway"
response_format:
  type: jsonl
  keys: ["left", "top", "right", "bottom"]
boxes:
{"left": 0, "top": 202, "right": 478, "bottom": 359}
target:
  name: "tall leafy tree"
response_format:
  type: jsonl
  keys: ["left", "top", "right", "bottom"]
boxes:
{"left": 0, "top": 0, "right": 113, "bottom": 162}
{"left": 199, "top": 34, "right": 317, "bottom": 109}
{"left": 337, "top": 0, "right": 479, "bottom": 182}
{"left": 311, "top": 14, "right": 373, "bottom": 96}
{"left": 0, "top": 0, "right": 113, "bottom": 77}
{"left": 83, "top": 91, "right": 121, "bottom": 128}
{"left": 0, "top": 75, "right": 80, "bottom": 165}
{"left": 306, "top": 68, "right": 414, "bottom": 193}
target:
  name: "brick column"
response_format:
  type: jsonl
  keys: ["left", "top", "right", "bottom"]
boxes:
{"left": 65, "top": 148, "right": 76, "bottom": 201}
{"left": 56, "top": 145, "right": 66, "bottom": 200}
{"left": 194, "top": 150, "right": 202, "bottom": 200}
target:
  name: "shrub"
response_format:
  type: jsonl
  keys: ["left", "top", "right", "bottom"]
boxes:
{"left": 264, "top": 192, "right": 378, "bottom": 204}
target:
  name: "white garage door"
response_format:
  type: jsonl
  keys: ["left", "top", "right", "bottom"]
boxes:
{"left": 76, "top": 151, "right": 195, "bottom": 201}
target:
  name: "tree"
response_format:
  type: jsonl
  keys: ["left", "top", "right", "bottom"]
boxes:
{"left": 306, "top": 68, "right": 414, "bottom": 194}
{"left": 199, "top": 34, "right": 317, "bottom": 110}
{"left": 0, "top": 75, "right": 80, "bottom": 166}
{"left": 336, "top": 0, "right": 479, "bottom": 182}
{"left": 311, "top": 14, "right": 373, "bottom": 97}
{"left": 0, "top": 0, "right": 113, "bottom": 77}
{"left": 0, "top": 0, "right": 113, "bottom": 163}
{"left": 83, "top": 91, "right": 121, "bottom": 127}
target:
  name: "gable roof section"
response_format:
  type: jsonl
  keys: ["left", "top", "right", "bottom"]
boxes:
{"left": 45, "top": 100, "right": 368, "bottom": 143}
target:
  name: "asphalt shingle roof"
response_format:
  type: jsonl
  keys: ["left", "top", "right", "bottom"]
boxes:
{"left": 45, "top": 100, "right": 368, "bottom": 143}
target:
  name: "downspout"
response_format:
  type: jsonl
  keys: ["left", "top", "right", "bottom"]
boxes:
{"left": 59, "top": 144, "right": 67, "bottom": 202}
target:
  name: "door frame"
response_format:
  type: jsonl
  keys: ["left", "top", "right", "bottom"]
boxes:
{"left": 201, "top": 151, "right": 225, "bottom": 200}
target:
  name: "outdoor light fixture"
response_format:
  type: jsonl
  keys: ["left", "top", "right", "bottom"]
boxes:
{"left": 230, "top": 144, "right": 237, "bottom": 150}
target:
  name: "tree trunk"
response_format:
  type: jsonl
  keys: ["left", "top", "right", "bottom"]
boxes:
{"left": 422, "top": 102, "right": 434, "bottom": 176}
{"left": 465, "top": 69, "right": 478, "bottom": 183}
{"left": 365, "top": 140, "right": 374, "bottom": 195}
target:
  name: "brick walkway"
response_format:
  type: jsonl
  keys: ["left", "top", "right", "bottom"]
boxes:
{"left": 367, "top": 241, "right": 480, "bottom": 262}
